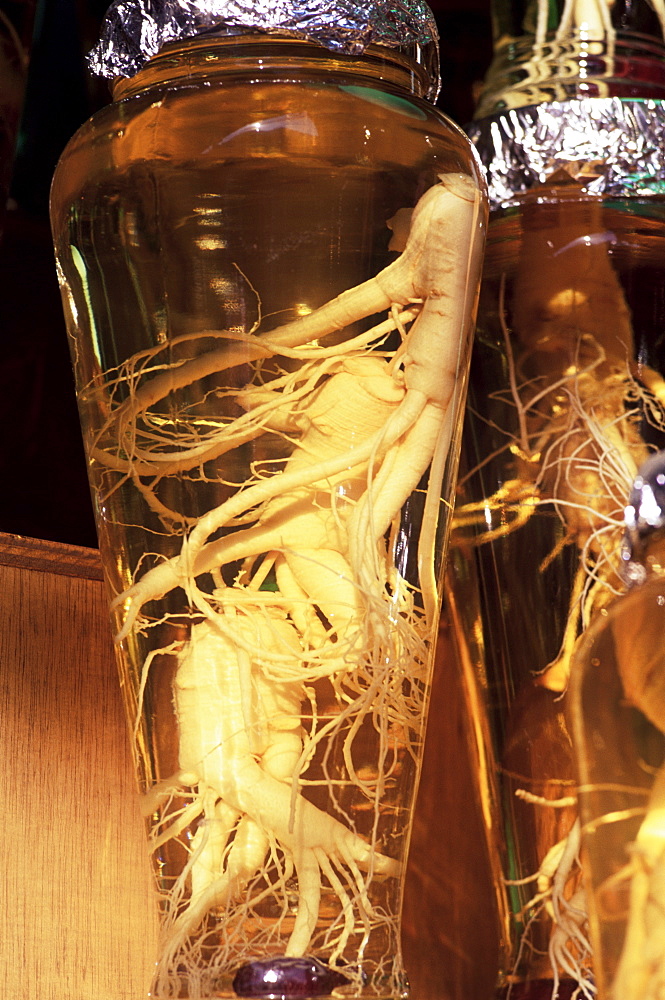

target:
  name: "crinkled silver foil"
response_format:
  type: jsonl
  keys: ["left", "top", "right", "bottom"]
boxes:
{"left": 89, "top": 0, "right": 439, "bottom": 94}
{"left": 467, "top": 98, "right": 665, "bottom": 211}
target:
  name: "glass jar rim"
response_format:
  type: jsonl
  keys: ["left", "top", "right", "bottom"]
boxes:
{"left": 111, "top": 33, "right": 440, "bottom": 103}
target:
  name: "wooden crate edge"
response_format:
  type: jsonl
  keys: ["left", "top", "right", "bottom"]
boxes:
{"left": 0, "top": 531, "right": 103, "bottom": 580}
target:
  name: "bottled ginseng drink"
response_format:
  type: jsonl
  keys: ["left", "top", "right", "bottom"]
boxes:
{"left": 50, "top": 2, "right": 488, "bottom": 997}
{"left": 446, "top": 0, "right": 665, "bottom": 996}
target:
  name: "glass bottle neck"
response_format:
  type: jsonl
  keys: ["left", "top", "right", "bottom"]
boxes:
{"left": 112, "top": 35, "right": 437, "bottom": 103}
{"left": 476, "top": 0, "right": 665, "bottom": 117}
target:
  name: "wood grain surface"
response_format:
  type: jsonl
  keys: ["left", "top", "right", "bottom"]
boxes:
{"left": 0, "top": 532, "right": 158, "bottom": 1000}
{"left": 0, "top": 532, "right": 497, "bottom": 999}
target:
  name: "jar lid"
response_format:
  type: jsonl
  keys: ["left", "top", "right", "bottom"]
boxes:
{"left": 89, "top": 0, "right": 440, "bottom": 99}
{"left": 468, "top": 98, "right": 665, "bottom": 211}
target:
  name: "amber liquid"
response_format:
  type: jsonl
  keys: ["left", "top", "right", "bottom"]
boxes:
{"left": 447, "top": 193, "right": 665, "bottom": 993}
{"left": 51, "top": 49, "right": 482, "bottom": 1000}
{"left": 569, "top": 572, "right": 665, "bottom": 998}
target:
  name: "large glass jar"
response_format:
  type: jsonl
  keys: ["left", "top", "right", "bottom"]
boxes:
{"left": 50, "top": 27, "right": 487, "bottom": 1000}
{"left": 443, "top": 2, "right": 665, "bottom": 998}
{"left": 568, "top": 450, "right": 665, "bottom": 1000}
{"left": 570, "top": 548, "right": 665, "bottom": 1000}
{"left": 449, "top": 171, "right": 665, "bottom": 999}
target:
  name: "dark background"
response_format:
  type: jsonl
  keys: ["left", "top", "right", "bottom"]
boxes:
{"left": 0, "top": 0, "right": 493, "bottom": 549}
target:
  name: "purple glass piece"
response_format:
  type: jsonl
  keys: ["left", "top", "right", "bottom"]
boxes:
{"left": 233, "top": 956, "right": 350, "bottom": 998}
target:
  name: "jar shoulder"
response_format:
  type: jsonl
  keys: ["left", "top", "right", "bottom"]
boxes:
{"left": 51, "top": 76, "right": 477, "bottom": 215}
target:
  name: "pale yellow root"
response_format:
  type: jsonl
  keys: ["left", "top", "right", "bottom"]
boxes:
{"left": 150, "top": 619, "right": 401, "bottom": 990}
{"left": 609, "top": 689, "right": 665, "bottom": 1000}
{"left": 555, "top": 0, "right": 613, "bottom": 41}
{"left": 112, "top": 175, "right": 484, "bottom": 642}
{"left": 103, "top": 173, "right": 484, "bottom": 995}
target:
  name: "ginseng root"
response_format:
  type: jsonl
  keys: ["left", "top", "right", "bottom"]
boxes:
{"left": 91, "top": 173, "right": 484, "bottom": 994}
{"left": 589, "top": 588, "right": 665, "bottom": 1000}
{"left": 608, "top": 765, "right": 665, "bottom": 1000}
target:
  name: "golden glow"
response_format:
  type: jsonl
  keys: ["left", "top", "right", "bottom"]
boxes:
{"left": 195, "top": 236, "right": 227, "bottom": 251}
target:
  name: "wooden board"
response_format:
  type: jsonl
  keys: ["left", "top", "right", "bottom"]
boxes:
{"left": 0, "top": 532, "right": 497, "bottom": 999}
{"left": 0, "top": 532, "right": 158, "bottom": 1000}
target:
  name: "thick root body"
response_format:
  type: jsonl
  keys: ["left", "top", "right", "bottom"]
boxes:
{"left": 153, "top": 620, "right": 399, "bottom": 989}
{"left": 93, "top": 174, "right": 484, "bottom": 994}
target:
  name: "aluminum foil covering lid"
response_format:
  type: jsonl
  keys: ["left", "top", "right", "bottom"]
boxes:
{"left": 468, "top": 98, "right": 665, "bottom": 211}
{"left": 89, "top": 0, "right": 440, "bottom": 94}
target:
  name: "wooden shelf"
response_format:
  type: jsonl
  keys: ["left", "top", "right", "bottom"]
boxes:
{"left": 0, "top": 532, "right": 158, "bottom": 1000}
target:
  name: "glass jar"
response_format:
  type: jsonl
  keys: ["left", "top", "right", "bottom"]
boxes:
{"left": 569, "top": 465, "right": 665, "bottom": 1000}
{"left": 443, "top": 2, "right": 665, "bottom": 997}
{"left": 449, "top": 173, "right": 665, "bottom": 998}
{"left": 50, "top": 31, "right": 487, "bottom": 1000}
